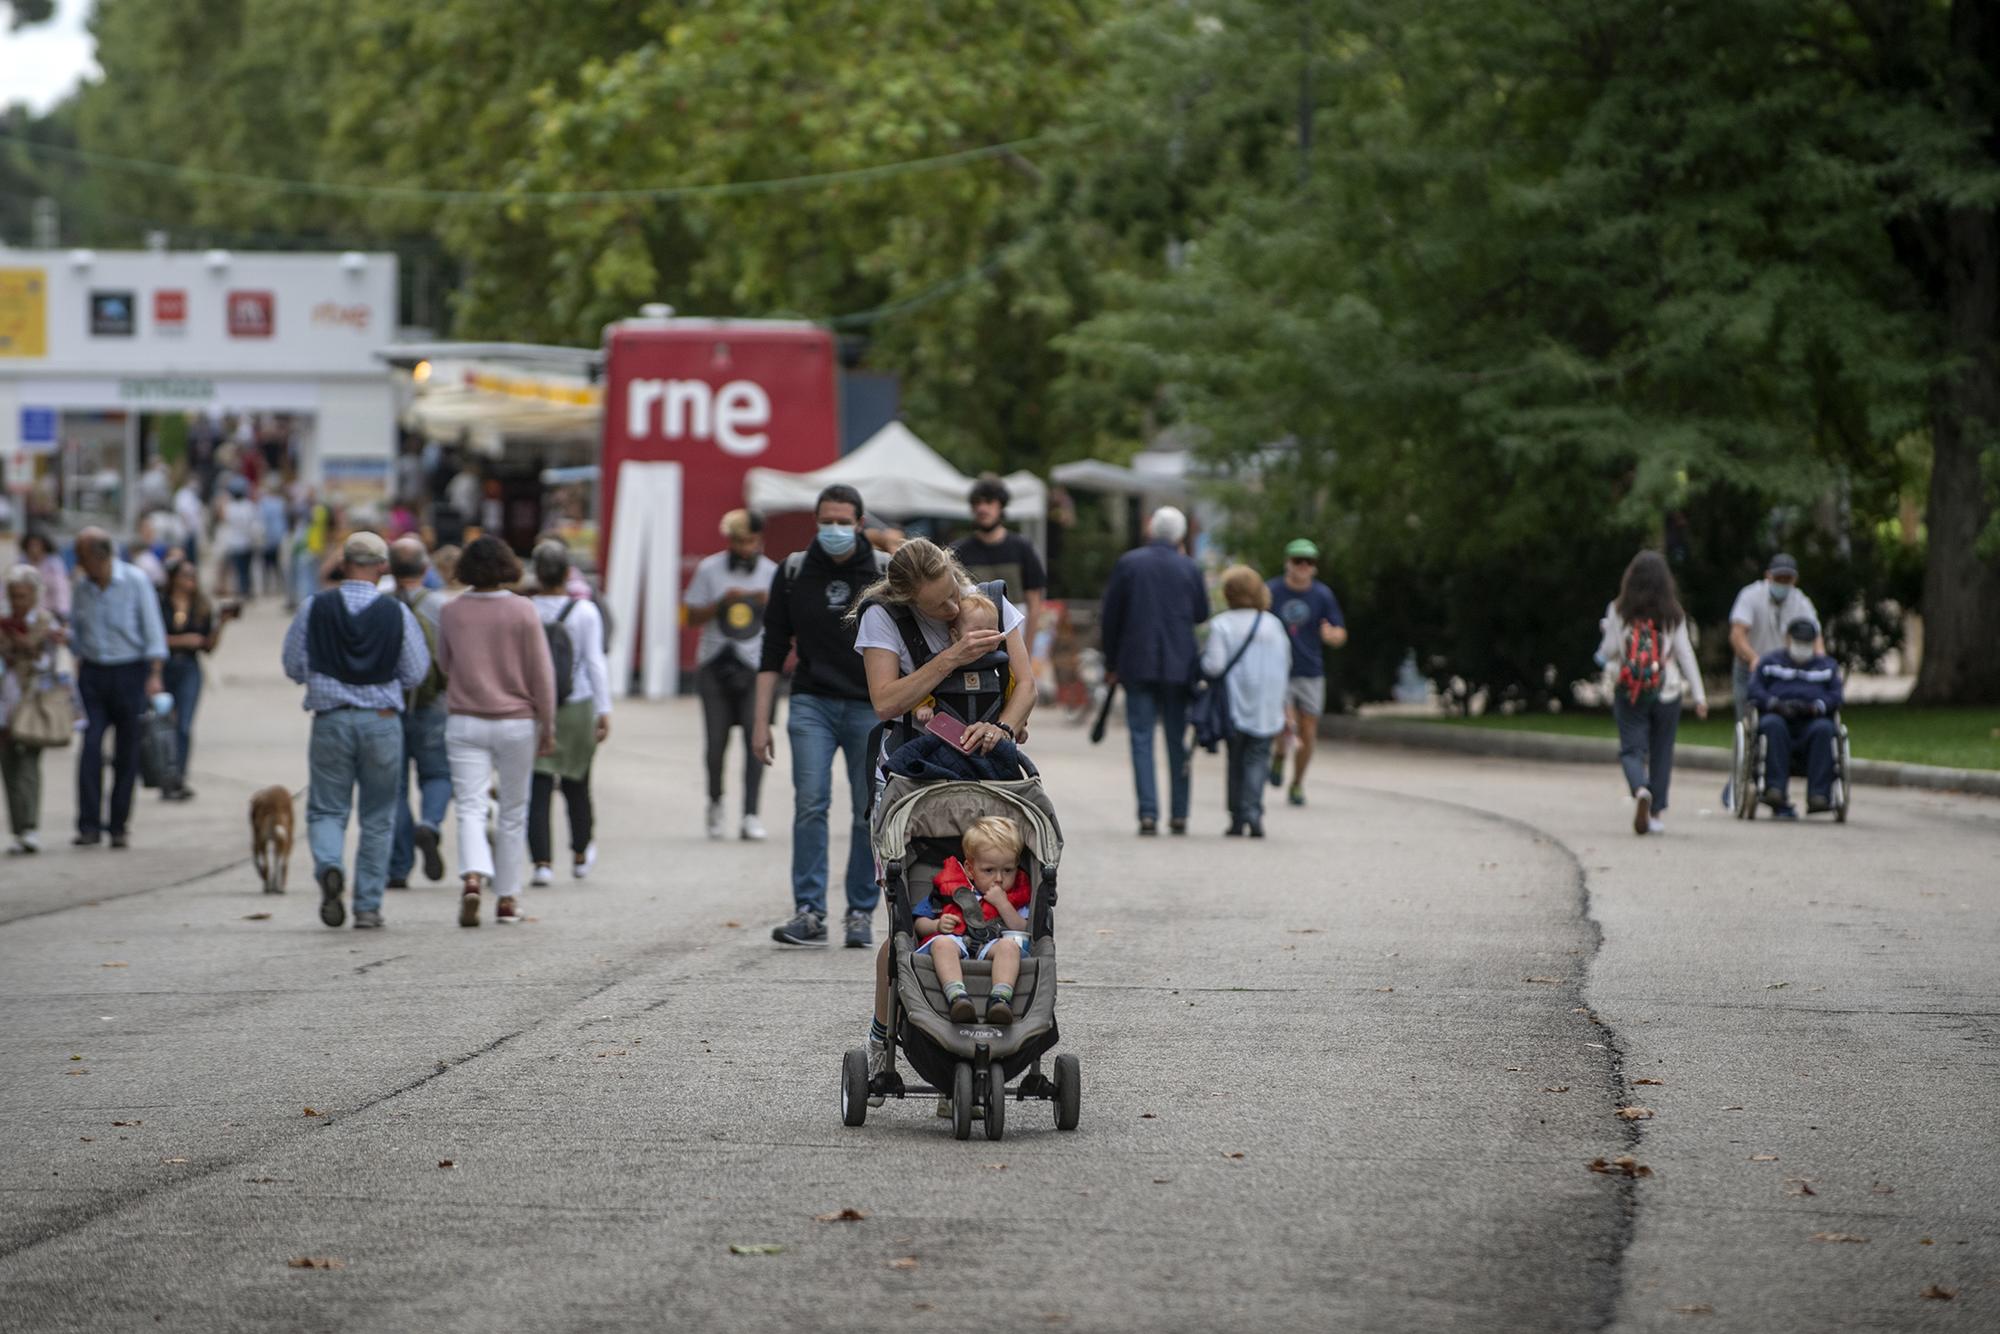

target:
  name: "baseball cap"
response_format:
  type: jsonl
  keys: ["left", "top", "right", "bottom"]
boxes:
{"left": 1767, "top": 552, "right": 1799, "bottom": 577}
{"left": 343, "top": 531, "right": 390, "bottom": 565}
{"left": 1785, "top": 617, "right": 1819, "bottom": 643}
{"left": 1285, "top": 539, "right": 1320, "bottom": 561}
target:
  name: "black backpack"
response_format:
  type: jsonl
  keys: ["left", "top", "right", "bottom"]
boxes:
{"left": 544, "top": 599, "right": 579, "bottom": 700}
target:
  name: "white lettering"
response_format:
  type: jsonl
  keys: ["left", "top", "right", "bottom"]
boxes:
{"left": 624, "top": 378, "right": 771, "bottom": 456}
{"left": 713, "top": 380, "right": 772, "bottom": 456}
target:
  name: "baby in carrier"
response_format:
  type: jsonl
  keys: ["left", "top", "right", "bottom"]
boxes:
{"left": 914, "top": 814, "right": 1031, "bottom": 1024}
{"left": 913, "top": 590, "right": 1005, "bottom": 730}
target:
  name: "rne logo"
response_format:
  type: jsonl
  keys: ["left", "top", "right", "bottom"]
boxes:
{"left": 626, "top": 378, "right": 771, "bottom": 456}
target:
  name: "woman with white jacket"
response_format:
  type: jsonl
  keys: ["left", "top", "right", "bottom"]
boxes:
{"left": 1200, "top": 565, "right": 1293, "bottom": 838}
{"left": 1598, "top": 550, "right": 1708, "bottom": 836}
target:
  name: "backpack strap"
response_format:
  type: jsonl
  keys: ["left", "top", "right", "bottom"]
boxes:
{"left": 556, "top": 597, "right": 578, "bottom": 624}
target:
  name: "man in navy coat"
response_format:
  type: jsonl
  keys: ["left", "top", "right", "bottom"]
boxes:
{"left": 1099, "top": 506, "right": 1209, "bottom": 835}
{"left": 1747, "top": 616, "right": 1844, "bottom": 818}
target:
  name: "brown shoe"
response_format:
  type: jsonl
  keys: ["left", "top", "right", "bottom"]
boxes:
{"left": 495, "top": 895, "right": 519, "bottom": 924}
{"left": 458, "top": 883, "right": 482, "bottom": 928}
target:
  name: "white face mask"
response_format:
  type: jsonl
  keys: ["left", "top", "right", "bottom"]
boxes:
{"left": 1786, "top": 642, "right": 1814, "bottom": 664}
{"left": 1768, "top": 580, "right": 1793, "bottom": 603}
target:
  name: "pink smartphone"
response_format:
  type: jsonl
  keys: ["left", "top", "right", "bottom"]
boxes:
{"left": 925, "top": 712, "right": 969, "bottom": 751}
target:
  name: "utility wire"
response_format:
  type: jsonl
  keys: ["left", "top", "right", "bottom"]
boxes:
{"left": 0, "top": 130, "right": 1061, "bottom": 205}
{"left": 823, "top": 233, "right": 1039, "bottom": 328}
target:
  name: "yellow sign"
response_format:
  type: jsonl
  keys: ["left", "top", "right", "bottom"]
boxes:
{"left": 0, "top": 268, "right": 49, "bottom": 359}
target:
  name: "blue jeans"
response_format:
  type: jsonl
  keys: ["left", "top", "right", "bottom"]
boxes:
{"left": 1614, "top": 694, "right": 1681, "bottom": 814}
{"left": 389, "top": 702, "right": 452, "bottom": 879}
{"left": 1124, "top": 682, "right": 1191, "bottom": 822}
{"left": 1224, "top": 731, "right": 1275, "bottom": 829}
{"left": 307, "top": 708, "right": 404, "bottom": 913}
{"left": 1759, "top": 714, "right": 1837, "bottom": 802}
{"left": 162, "top": 654, "right": 202, "bottom": 785}
{"left": 786, "top": 693, "right": 879, "bottom": 917}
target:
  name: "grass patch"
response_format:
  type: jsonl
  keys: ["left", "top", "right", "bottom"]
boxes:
{"left": 1417, "top": 705, "right": 2000, "bottom": 772}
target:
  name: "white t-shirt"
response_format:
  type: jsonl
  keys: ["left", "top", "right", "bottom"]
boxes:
{"left": 220, "top": 497, "right": 260, "bottom": 554}
{"left": 853, "top": 594, "right": 1025, "bottom": 677}
{"left": 1728, "top": 581, "right": 1819, "bottom": 659}
{"left": 684, "top": 550, "right": 778, "bottom": 669}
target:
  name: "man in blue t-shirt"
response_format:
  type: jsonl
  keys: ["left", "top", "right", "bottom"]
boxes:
{"left": 1266, "top": 539, "right": 1346, "bottom": 807}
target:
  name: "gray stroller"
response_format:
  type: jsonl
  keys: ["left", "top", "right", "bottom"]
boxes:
{"left": 841, "top": 767, "right": 1080, "bottom": 1140}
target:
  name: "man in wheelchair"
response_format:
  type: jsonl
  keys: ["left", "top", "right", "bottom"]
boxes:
{"left": 1746, "top": 617, "right": 1843, "bottom": 819}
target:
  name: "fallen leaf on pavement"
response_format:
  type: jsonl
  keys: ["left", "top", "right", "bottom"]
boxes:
{"left": 161, "top": 1157, "right": 188, "bottom": 1164}
{"left": 1784, "top": 1179, "right": 1816, "bottom": 1196}
{"left": 1919, "top": 1237, "right": 1933, "bottom": 1245}
{"left": 243, "top": 912, "right": 272, "bottom": 921}
{"left": 1920, "top": 1285, "right": 1957, "bottom": 1301}
{"left": 729, "top": 1244, "right": 785, "bottom": 1256}
{"left": 302, "top": 1108, "right": 321, "bottom": 1117}
{"left": 913, "top": 1302, "right": 935, "bottom": 1312}
{"left": 1545, "top": 1086, "right": 1571, "bottom": 1093}
{"left": 1374, "top": 986, "right": 1394, "bottom": 992}
{"left": 1139, "top": 1112, "right": 1156, "bottom": 1119}
{"left": 1721, "top": 1105, "right": 1744, "bottom": 1111}
{"left": 1749, "top": 1154, "right": 1779, "bottom": 1162}
{"left": 1870, "top": 1183, "right": 1894, "bottom": 1195}
{"left": 1617, "top": 1106, "right": 1654, "bottom": 1120}
{"left": 1634, "top": 1078, "right": 1664, "bottom": 1086}
{"left": 1765, "top": 981, "right": 1790, "bottom": 989}
{"left": 437, "top": 1160, "right": 455, "bottom": 1169}
{"left": 1153, "top": 1178, "right": 1171, "bottom": 1184}
{"left": 1810, "top": 1233, "right": 1868, "bottom": 1244}
{"left": 814, "top": 1208, "right": 868, "bottom": 1223}
{"left": 983, "top": 1163, "right": 1007, "bottom": 1171}
{"left": 287, "top": 1257, "right": 345, "bottom": 1269}
{"left": 245, "top": 1177, "right": 279, "bottom": 1183}
{"left": 70, "top": 1054, "right": 82, "bottom": 1061}
{"left": 111, "top": 1120, "right": 139, "bottom": 1127}
{"left": 100, "top": 962, "right": 127, "bottom": 968}
{"left": 79, "top": 1136, "right": 93, "bottom": 1142}
{"left": 1670, "top": 1305, "right": 1714, "bottom": 1316}
{"left": 722, "top": 921, "right": 741, "bottom": 928}
{"left": 65, "top": 1068, "right": 90, "bottom": 1076}
{"left": 1588, "top": 1156, "right": 1653, "bottom": 1179}
{"left": 888, "top": 1257, "right": 920, "bottom": 1270}
{"left": 1223, "top": 1151, "right": 1246, "bottom": 1160}
{"left": 1524, "top": 976, "right": 1562, "bottom": 984}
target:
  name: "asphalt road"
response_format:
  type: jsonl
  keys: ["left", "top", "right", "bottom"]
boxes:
{"left": 1, "top": 603, "right": 1992, "bottom": 1332}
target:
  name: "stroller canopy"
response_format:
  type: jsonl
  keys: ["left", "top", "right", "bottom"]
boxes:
{"left": 873, "top": 776, "right": 1063, "bottom": 872}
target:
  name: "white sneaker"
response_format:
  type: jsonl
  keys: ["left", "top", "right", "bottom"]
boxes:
{"left": 19, "top": 831, "right": 38, "bottom": 852}
{"left": 1647, "top": 818, "right": 1665, "bottom": 835}
{"left": 531, "top": 864, "right": 554, "bottom": 887}
{"left": 705, "top": 800, "right": 726, "bottom": 840}
{"left": 572, "top": 842, "right": 597, "bottom": 879}
{"left": 740, "top": 814, "right": 768, "bottom": 842}
{"left": 865, "top": 1037, "right": 890, "bottom": 1107}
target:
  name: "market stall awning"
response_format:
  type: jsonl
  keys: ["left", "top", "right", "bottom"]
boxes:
{"left": 745, "top": 420, "right": 1045, "bottom": 521}
{"left": 399, "top": 359, "right": 602, "bottom": 456}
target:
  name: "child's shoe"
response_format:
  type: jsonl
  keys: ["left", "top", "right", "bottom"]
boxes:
{"left": 949, "top": 994, "right": 978, "bottom": 1023}
{"left": 985, "top": 996, "right": 1014, "bottom": 1025}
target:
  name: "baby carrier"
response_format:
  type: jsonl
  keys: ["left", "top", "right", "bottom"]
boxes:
{"left": 869, "top": 579, "right": 1014, "bottom": 760}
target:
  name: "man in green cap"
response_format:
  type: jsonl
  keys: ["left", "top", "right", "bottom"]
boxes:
{"left": 1266, "top": 539, "right": 1347, "bottom": 806}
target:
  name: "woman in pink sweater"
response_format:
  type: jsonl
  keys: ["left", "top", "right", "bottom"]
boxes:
{"left": 437, "top": 537, "right": 556, "bottom": 926}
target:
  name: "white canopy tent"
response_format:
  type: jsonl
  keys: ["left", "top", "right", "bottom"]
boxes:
{"left": 745, "top": 420, "right": 1046, "bottom": 524}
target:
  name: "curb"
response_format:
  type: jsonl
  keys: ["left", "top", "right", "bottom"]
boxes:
{"left": 1317, "top": 717, "right": 2000, "bottom": 799}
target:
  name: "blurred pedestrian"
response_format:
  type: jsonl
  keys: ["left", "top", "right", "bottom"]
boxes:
{"left": 173, "top": 474, "right": 208, "bottom": 567}
{"left": 2, "top": 564, "right": 62, "bottom": 854}
{"left": 68, "top": 529, "right": 167, "bottom": 849}
{"left": 1098, "top": 506, "right": 1208, "bottom": 836}
{"left": 1727, "top": 553, "right": 1821, "bottom": 716}
{"left": 1598, "top": 551, "right": 1707, "bottom": 836}
{"left": 528, "top": 539, "right": 611, "bottom": 883}
{"left": 17, "top": 531, "right": 69, "bottom": 621}
{"left": 437, "top": 536, "right": 556, "bottom": 928}
{"left": 219, "top": 478, "right": 260, "bottom": 600}
{"left": 159, "top": 557, "right": 236, "bottom": 802}
{"left": 384, "top": 538, "right": 451, "bottom": 890}
{"left": 1266, "top": 540, "right": 1347, "bottom": 808}
{"left": 685, "top": 509, "right": 775, "bottom": 840}
{"left": 752, "top": 485, "right": 887, "bottom": 948}
{"left": 282, "top": 531, "right": 431, "bottom": 929}
{"left": 951, "top": 476, "right": 1046, "bottom": 640}
{"left": 258, "top": 484, "right": 288, "bottom": 595}
{"left": 1202, "top": 566, "right": 1289, "bottom": 838}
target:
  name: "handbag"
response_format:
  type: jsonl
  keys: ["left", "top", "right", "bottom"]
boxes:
{"left": 139, "top": 709, "right": 179, "bottom": 788}
{"left": 8, "top": 670, "right": 75, "bottom": 749}
{"left": 1190, "top": 613, "right": 1269, "bottom": 753}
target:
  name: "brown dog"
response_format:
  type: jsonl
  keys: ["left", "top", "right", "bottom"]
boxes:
{"left": 249, "top": 786, "right": 295, "bottom": 895}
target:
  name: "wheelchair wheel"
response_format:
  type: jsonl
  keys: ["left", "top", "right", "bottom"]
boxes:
{"left": 1834, "top": 726, "right": 1851, "bottom": 823}
{"left": 1734, "top": 717, "right": 1761, "bottom": 821}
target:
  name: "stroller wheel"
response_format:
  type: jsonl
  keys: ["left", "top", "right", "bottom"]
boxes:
{"left": 951, "top": 1062, "right": 974, "bottom": 1141}
{"left": 983, "top": 1065, "right": 1007, "bottom": 1142}
{"left": 1053, "top": 1053, "right": 1081, "bottom": 1131}
{"left": 840, "top": 1048, "right": 869, "bottom": 1127}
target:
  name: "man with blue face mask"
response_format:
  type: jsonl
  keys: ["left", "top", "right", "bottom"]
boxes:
{"left": 753, "top": 484, "right": 890, "bottom": 948}
{"left": 1747, "top": 617, "right": 1843, "bottom": 818}
{"left": 1727, "top": 553, "right": 1820, "bottom": 718}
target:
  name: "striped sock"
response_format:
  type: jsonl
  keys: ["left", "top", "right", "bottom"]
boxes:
{"left": 868, "top": 1017, "right": 888, "bottom": 1045}
{"left": 944, "top": 981, "right": 968, "bottom": 1003}
{"left": 989, "top": 983, "right": 1014, "bottom": 1005}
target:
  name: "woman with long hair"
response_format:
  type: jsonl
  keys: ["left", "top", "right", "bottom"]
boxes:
{"left": 1598, "top": 550, "right": 1708, "bottom": 835}
{"left": 437, "top": 536, "right": 556, "bottom": 926}
{"left": 159, "top": 557, "right": 233, "bottom": 801}
{"left": 526, "top": 539, "right": 611, "bottom": 884}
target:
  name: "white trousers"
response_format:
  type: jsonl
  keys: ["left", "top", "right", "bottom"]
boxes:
{"left": 446, "top": 714, "right": 537, "bottom": 896}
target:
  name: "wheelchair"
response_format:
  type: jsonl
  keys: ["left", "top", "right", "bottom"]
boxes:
{"left": 1731, "top": 705, "right": 1850, "bottom": 822}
